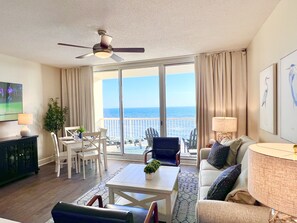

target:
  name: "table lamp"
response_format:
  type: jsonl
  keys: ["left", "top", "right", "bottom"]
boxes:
{"left": 249, "top": 143, "right": 297, "bottom": 222}
{"left": 212, "top": 117, "right": 237, "bottom": 141}
{"left": 18, "top": 113, "right": 33, "bottom": 137}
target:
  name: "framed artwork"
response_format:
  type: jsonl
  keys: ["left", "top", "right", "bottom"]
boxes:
{"left": 280, "top": 49, "right": 297, "bottom": 142}
{"left": 259, "top": 64, "right": 276, "bottom": 134}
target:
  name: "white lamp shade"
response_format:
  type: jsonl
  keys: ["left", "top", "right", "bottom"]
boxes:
{"left": 249, "top": 143, "right": 297, "bottom": 217}
{"left": 212, "top": 117, "right": 237, "bottom": 132}
{"left": 18, "top": 113, "right": 33, "bottom": 125}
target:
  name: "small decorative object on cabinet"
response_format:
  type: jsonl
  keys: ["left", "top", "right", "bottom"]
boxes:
{"left": 0, "top": 135, "right": 39, "bottom": 186}
{"left": 144, "top": 160, "right": 160, "bottom": 180}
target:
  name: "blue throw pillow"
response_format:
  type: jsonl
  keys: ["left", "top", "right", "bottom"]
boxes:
{"left": 207, "top": 141, "right": 230, "bottom": 169}
{"left": 206, "top": 164, "right": 242, "bottom": 200}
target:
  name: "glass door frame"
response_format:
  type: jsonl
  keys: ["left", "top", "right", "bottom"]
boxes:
{"left": 93, "top": 56, "right": 195, "bottom": 159}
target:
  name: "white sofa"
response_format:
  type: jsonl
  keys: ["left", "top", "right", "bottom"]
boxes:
{"left": 196, "top": 136, "right": 271, "bottom": 223}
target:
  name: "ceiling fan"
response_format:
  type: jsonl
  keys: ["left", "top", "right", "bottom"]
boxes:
{"left": 58, "top": 30, "right": 145, "bottom": 62}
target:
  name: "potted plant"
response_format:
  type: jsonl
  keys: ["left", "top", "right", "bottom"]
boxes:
{"left": 43, "top": 98, "right": 68, "bottom": 136}
{"left": 144, "top": 159, "right": 161, "bottom": 180}
{"left": 77, "top": 126, "right": 85, "bottom": 138}
{"left": 151, "top": 160, "right": 161, "bottom": 171}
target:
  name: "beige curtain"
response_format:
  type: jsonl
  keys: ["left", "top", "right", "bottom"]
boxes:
{"left": 195, "top": 51, "right": 247, "bottom": 164}
{"left": 61, "top": 66, "right": 95, "bottom": 132}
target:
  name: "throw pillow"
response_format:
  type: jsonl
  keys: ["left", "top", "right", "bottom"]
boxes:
{"left": 205, "top": 164, "right": 241, "bottom": 201}
{"left": 221, "top": 138, "right": 242, "bottom": 166}
{"left": 225, "top": 169, "right": 256, "bottom": 205}
{"left": 207, "top": 141, "right": 230, "bottom": 169}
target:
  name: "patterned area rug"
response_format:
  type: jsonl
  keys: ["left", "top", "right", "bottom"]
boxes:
{"left": 47, "top": 170, "right": 198, "bottom": 223}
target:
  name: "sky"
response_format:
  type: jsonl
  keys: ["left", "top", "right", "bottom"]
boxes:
{"left": 103, "top": 72, "right": 195, "bottom": 108}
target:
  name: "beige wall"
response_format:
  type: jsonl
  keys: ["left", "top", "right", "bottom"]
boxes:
{"left": 0, "top": 54, "right": 60, "bottom": 165}
{"left": 247, "top": 0, "right": 297, "bottom": 142}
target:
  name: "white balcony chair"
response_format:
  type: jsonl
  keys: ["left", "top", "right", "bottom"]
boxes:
{"left": 50, "top": 132, "right": 78, "bottom": 177}
{"left": 77, "top": 132, "right": 102, "bottom": 179}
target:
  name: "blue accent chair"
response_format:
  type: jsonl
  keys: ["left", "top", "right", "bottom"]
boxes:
{"left": 144, "top": 137, "right": 180, "bottom": 166}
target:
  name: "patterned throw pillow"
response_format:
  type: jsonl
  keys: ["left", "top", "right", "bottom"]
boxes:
{"left": 207, "top": 141, "right": 230, "bottom": 169}
{"left": 205, "top": 164, "right": 242, "bottom": 201}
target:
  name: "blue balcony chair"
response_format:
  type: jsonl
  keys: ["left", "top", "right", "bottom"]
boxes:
{"left": 144, "top": 137, "right": 180, "bottom": 166}
{"left": 51, "top": 195, "right": 158, "bottom": 223}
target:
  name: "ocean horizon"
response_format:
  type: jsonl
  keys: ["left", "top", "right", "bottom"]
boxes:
{"left": 104, "top": 106, "right": 195, "bottom": 118}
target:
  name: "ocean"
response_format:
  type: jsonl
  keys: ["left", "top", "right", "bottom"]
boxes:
{"left": 103, "top": 106, "right": 196, "bottom": 139}
{"left": 104, "top": 106, "right": 195, "bottom": 118}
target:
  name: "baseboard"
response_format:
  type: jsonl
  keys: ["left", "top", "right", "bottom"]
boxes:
{"left": 38, "top": 156, "right": 54, "bottom": 166}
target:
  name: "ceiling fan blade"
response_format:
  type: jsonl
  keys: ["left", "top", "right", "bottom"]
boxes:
{"left": 111, "top": 53, "right": 124, "bottom": 62}
{"left": 112, "top": 48, "right": 145, "bottom": 53}
{"left": 58, "top": 43, "right": 92, "bottom": 49}
{"left": 76, "top": 53, "right": 94, "bottom": 59}
{"left": 100, "top": 34, "right": 113, "bottom": 48}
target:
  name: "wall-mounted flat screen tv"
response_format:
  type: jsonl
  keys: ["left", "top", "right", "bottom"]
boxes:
{"left": 0, "top": 82, "right": 23, "bottom": 122}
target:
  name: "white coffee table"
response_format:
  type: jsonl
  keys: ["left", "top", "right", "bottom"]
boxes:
{"left": 106, "top": 163, "right": 180, "bottom": 223}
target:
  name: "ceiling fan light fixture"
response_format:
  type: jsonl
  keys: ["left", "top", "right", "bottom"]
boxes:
{"left": 94, "top": 49, "right": 113, "bottom": 58}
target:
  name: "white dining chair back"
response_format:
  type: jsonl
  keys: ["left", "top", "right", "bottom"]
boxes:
{"left": 82, "top": 132, "right": 101, "bottom": 152}
{"left": 78, "top": 131, "right": 102, "bottom": 179}
{"left": 99, "top": 128, "right": 107, "bottom": 139}
{"left": 98, "top": 128, "right": 108, "bottom": 170}
{"left": 50, "top": 132, "right": 78, "bottom": 177}
{"left": 50, "top": 132, "right": 60, "bottom": 158}
{"left": 64, "top": 126, "right": 80, "bottom": 137}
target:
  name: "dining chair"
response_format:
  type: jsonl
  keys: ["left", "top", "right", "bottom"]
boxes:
{"left": 64, "top": 126, "right": 80, "bottom": 137}
{"left": 50, "top": 132, "right": 78, "bottom": 177}
{"left": 98, "top": 128, "right": 108, "bottom": 170}
{"left": 64, "top": 126, "right": 83, "bottom": 152}
{"left": 77, "top": 132, "right": 102, "bottom": 179}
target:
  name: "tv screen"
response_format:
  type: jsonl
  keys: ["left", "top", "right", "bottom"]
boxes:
{"left": 0, "top": 82, "right": 23, "bottom": 121}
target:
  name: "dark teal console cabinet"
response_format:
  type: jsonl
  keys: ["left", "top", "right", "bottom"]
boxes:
{"left": 0, "top": 135, "right": 39, "bottom": 186}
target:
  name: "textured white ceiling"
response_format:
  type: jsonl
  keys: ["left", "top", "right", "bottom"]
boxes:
{"left": 0, "top": 0, "right": 280, "bottom": 68}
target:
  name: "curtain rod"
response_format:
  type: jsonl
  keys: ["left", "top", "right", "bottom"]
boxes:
{"left": 200, "top": 48, "right": 247, "bottom": 55}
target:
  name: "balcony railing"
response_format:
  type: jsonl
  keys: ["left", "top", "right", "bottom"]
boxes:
{"left": 99, "top": 117, "right": 196, "bottom": 154}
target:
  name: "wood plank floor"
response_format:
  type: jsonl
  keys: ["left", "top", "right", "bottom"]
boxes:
{"left": 0, "top": 160, "right": 197, "bottom": 223}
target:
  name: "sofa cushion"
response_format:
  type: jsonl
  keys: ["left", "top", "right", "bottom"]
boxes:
{"left": 221, "top": 138, "right": 242, "bottom": 167}
{"left": 236, "top": 136, "right": 256, "bottom": 164}
{"left": 240, "top": 150, "right": 249, "bottom": 170}
{"left": 200, "top": 159, "right": 221, "bottom": 171}
{"left": 199, "top": 186, "right": 210, "bottom": 200}
{"left": 200, "top": 170, "right": 222, "bottom": 187}
{"left": 207, "top": 141, "right": 230, "bottom": 169}
{"left": 205, "top": 164, "right": 241, "bottom": 201}
{"left": 225, "top": 169, "right": 256, "bottom": 205}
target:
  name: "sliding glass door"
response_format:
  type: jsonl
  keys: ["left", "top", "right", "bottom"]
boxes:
{"left": 94, "top": 70, "right": 121, "bottom": 153}
{"left": 165, "top": 64, "right": 196, "bottom": 156}
{"left": 94, "top": 59, "right": 196, "bottom": 157}
{"left": 122, "top": 67, "right": 160, "bottom": 154}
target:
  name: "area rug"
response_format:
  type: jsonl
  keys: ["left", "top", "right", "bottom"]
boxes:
{"left": 47, "top": 170, "right": 198, "bottom": 223}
